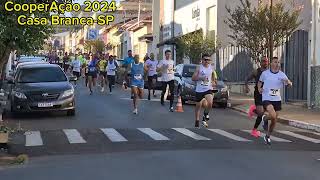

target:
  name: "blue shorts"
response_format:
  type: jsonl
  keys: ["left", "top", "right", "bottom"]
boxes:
{"left": 131, "top": 80, "right": 144, "bottom": 89}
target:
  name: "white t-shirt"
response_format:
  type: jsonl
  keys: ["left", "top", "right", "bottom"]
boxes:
{"left": 107, "top": 60, "right": 117, "bottom": 76}
{"left": 259, "top": 69, "right": 288, "bottom": 101}
{"left": 196, "top": 65, "right": 213, "bottom": 93}
{"left": 72, "top": 59, "right": 81, "bottom": 72}
{"left": 145, "top": 59, "right": 158, "bottom": 76}
{"left": 157, "top": 59, "right": 174, "bottom": 82}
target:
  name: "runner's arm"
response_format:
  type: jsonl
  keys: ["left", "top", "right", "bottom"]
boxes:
{"left": 211, "top": 71, "right": 217, "bottom": 86}
{"left": 192, "top": 67, "right": 201, "bottom": 81}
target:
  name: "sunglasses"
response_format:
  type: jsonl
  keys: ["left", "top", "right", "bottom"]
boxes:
{"left": 203, "top": 58, "right": 211, "bottom": 61}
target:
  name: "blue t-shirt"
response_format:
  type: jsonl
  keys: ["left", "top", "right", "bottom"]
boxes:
{"left": 88, "top": 59, "right": 98, "bottom": 72}
{"left": 123, "top": 57, "right": 134, "bottom": 65}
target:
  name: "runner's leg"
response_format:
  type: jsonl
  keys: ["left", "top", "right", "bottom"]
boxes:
{"left": 88, "top": 76, "right": 93, "bottom": 94}
{"left": 148, "top": 76, "right": 152, "bottom": 100}
{"left": 160, "top": 82, "right": 167, "bottom": 105}
{"left": 152, "top": 77, "right": 156, "bottom": 96}
{"left": 195, "top": 101, "right": 201, "bottom": 127}
{"left": 132, "top": 87, "right": 138, "bottom": 114}
{"left": 168, "top": 80, "right": 175, "bottom": 111}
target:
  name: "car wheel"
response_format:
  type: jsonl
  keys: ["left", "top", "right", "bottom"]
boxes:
{"left": 67, "top": 109, "right": 76, "bottom": 116}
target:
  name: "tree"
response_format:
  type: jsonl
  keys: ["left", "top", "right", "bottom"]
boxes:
{"left": 176, "top": 29, "right": 216, "bottom": 64}
{"left": 84, "top": 40, "right": 105, "bottom": 54}
{"left": 225, "top": 0, "right": 302, "bottom": 62}
{"left": 0, "top": 0, "right": 73, "bottom": 76}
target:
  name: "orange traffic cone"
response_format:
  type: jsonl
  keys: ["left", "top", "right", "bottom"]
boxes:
{"left": 175, "top": 96, "right": 184, "bottom": 112}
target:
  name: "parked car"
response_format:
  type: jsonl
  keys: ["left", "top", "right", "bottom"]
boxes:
{"left": 174, "top": 64, "right": 229, "bottom": 108}
{"left": 8, "top": 63, "right": 77, "bottom": 116}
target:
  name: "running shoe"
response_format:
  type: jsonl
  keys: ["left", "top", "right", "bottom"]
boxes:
{"left": 202, "top": 120, "right": 209, "bottom": 128}
{"left": 89, "top": 89, "right": 93, "bottom": 95}
{"left": 264, "top": 135, "right": 271, "bottom": 145}
{"left": 169, "top": 106, "right": 174, "bottom": 112}
{"left": 195, "top": 121, "right": 200, "bottom": 128}
{"left": 109, "top": 92, "right": 113, "bottom": 95}
{"left": 251, "top": 129, "right": 261, "bottom": 138}
{"left": 148, "top": 94, "right": 151, "bottom": 100}
{"left": 101, "top": 87, "right": 105, "bottom": 92}
{"left": 153, "top": 94, "right": 157, "bottom": 98}
{"left": 262, "top": 115, "right": 269, "bottom": 131}
{"left": 203, "top": 114, "right": 210, "bottom": 122}
{"left": 133, "top": 109, "right": 138, "bottom": 114}
{"left": 248, "top": 105, "right": 256, "bottom": 119}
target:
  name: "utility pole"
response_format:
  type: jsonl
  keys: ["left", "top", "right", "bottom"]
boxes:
{"left": 269, "top": 0, "right": 274, "bottom": 60}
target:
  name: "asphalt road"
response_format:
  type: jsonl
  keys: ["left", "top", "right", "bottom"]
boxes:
{"left": 1, "top": 80, "right": 319, "bottom": 179}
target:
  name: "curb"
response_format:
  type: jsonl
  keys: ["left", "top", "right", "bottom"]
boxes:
{"left": 229, "top": 106, "right": 320, "bottom": 133}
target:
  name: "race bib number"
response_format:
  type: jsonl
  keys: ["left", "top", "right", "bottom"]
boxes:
{"left": 89, "top": 67, "right": 96, "bottom": 72}
{"left": 167, "top": 68, "right": 173, "bottom": 74}
{"left": 134, "top": 74, "right": 142, "bottom": 80}
{"left": 269, "top": 89, "right": 280, "bottom": 96}
{"left": 201, "top": 78, "right": 210, "bottom": 86}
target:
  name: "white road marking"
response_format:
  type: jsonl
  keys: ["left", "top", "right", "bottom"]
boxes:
{"left": 100, "top": 128, "right": 128, "bottom": 142}
{"left": 242, "top": 130, "right": 291, "bottom": 142}
{"left": 63, "top": 129, "right": 86, "bottom": 144}
{"left": 208, "top": 129, "right": 251, "bottom": 142}
{"left": 138, "top": 128, "right": 169, "bottom": 141}
{"left": 120, "top": 97, "right": 161, "bottom": 102}
{"left": 172, "top": 128, "right": 211, "bottom": 140}
{"left": 278, "top": 131, "right": 320, "bottom": 144}
{"left": 25, "top": 131, "right": 43, "bottom": 147}
{"left": 313, "top": 132, "right": 320, "bottom": 137}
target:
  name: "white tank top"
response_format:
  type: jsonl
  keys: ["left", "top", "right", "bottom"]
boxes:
{"left": 196, "top": 65, "right": 213, "bottom": 93}
{"left": 107, "top": 61, "right": 116, "bottom": 75}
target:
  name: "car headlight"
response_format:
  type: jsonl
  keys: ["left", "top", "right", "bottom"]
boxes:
{"left": 61, "top": 89, "right": 74, "bottom": 98}
{"left": 221, "top": 87, "right": 228, "bottom": 92}
{"left": 14, "top": 91, "right": 27, "bottom": 99}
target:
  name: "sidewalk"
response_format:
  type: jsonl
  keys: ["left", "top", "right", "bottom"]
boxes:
{"left": 229, "top": 93, "right": 320, "bottom": 132}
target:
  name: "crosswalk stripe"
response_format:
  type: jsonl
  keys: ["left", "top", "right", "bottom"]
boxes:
{"left": 138, "top": 128, "right": 169, "bottom": 141}
{"left": 278, "top": 131, "right": 320, "bottom": 143}
{"left": 208, "top": 129, "right": 251, "bottom": 142}
{"left": 313, "top": 132, "right": 320, "bottom": 137}
{"left": 25, "top": 131, "right": 43, "bottom": 147}
{"left": 242, "top": 130, "right": 291, "bottom": 142}
{"left": 172, "top": 128, "right": 211, "bottom": 140}
{"left": 63, "top": 129, "right": 86, "bottom": 144}
{"left": 100, "top": 128, "right": 128, "bottom": 142}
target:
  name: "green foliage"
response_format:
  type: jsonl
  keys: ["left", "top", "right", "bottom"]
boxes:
{"left": 225, "top": 0, "right": 301, "bottom": 62}
{"left": 176, "top": 29, "right": 216, "bottom": 64}
{"left": 84, "top": 40, "right": 105, "bottom": 54}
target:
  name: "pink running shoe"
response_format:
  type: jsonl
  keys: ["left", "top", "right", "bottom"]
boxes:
{"left": 251, "top": 129, "right": 261, "bottom": 138}
{"left": 248, "top": 105, "right": 256, "bottom": 119}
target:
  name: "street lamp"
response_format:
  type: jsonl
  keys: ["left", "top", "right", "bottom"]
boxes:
{"left": 269, "top": 0, "right": 273, "bottom": 60}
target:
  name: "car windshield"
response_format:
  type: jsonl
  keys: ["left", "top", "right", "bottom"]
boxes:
{"left": 17, "top": 67, "right": 67, "bottom": 83}
{"left": 182, "top": 66, "right": 197, "bottom": 77}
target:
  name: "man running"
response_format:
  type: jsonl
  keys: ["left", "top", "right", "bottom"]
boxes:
{"left": 123, "top": 50, "right": 134, "bottom": 89}
{"left": 130, "top": 55, "right": 144, "bottom": 114}
{"left": 98, "top": 54, "right": 108, "bottom": 92}
{"left": 63, "top": 52, "right": 70, "bottom": 72}
{"left": 144, "top": 53, "right": 158, "bottom": 100}
{"left": 246, "top": 57, "right": 269, "bottom": 137}
{"left": 87, "top": 54, "right": 99, "bottom": 95}
{"left": 192, "top": 54, "right": 216, "bottom": 128}
{"left": 71, "top": 54, "right": 82, "bottom": 87}
{"left": 258, "top": 57, "right": 292, "bottom": 145}
{"left": 157, "top": 50, "right": 175, "bottom": 112}
{"left": 107, "top": 55, "right": 119, "bottom": 94}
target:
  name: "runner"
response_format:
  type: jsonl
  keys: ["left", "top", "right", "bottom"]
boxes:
{"left": 245, "top": 57, "right": 269, "bottom": 137}
{"left": 144, "top": 53, "right": 158, "bottom": 100}
{"left": 130, "top": 55, "right": 144, "bottom": 114}
{"left": 107, "top": 55, "right": 119, "bottom": 94}
{"left": 63, "top": 52, "right": 70, "bottom": 72}
{"left": 157, "top": 50, "right": 175, "bottom": 112}
{"left": 83, "top": 54, "right": 90, "bottom": 87}
{"left": 192, "top": 54, "right": 216, "bottom": 128}
{"left": 98, "top": 54, "right": 108, "bottom": 92}
{"left": 258, "top": 57, "right": 293, "bottom": 145}
{"left": 71, "top": 54, "right": 82, "bottom": 87}
{"left": 87, "top": 54, "right": 99, "bottom": 95}
{"left": 123, "top": 50, "right": 135, "bottom": 98}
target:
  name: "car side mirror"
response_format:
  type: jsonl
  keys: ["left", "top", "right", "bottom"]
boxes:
{"left": 68, "top": 76, "right": 77, "bottom": 82}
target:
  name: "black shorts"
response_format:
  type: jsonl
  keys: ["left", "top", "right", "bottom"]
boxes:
{"left": 99, "top": 71, "right": 107, "bottom": 78}
{"left": 73, "top": 71, "right": 80, "bottom": 78}
{"left": 148, "top": 75, "right": 157, "bottom": 84}
{"left": 195, "top": 90, "right": 213, "bottom": 102}
{"left": 263, "top": 101, "right": 282, "bottom": 112}
{"left": 254, "top": 90, "right": 263, "bottom": 106}
{"left": 107, "top": 75, "right": 115, "bottom": 85}
{"left": 88, "top": 71, "right": 97, "bottom": 78}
